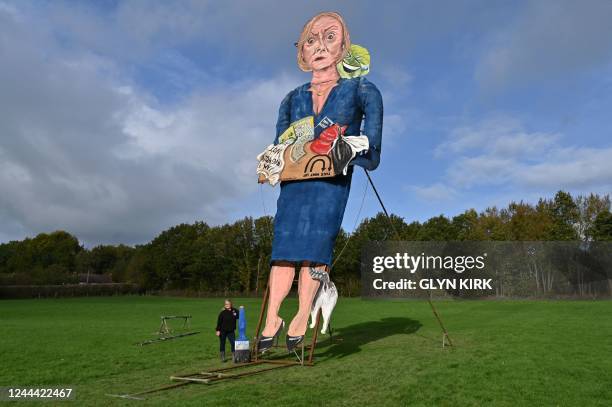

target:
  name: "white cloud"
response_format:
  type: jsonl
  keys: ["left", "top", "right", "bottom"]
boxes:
{"left": 409, "top": 183, "right": 457, "bottom": 202}
{"left": 0, "top": 5, "right": 298, "bottom": 245}
{"left": 435, "top": 116, "right": 559, "bottom": 158}
{"left": 517, "top": 146, "right": 612, "bottom": 189}
{"left": 5, "top": 0, "right": 610, "bottom": 244}
{"left": 448, "top": 156, "right": 516, "bottom": 188}
{"left": 0, "top": 1, "right": 422, "bottom": 245}
{"left": 414, "top": 115, "right": 612, "bottom": 199}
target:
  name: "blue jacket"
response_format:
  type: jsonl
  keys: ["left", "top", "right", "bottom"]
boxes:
{"left": 273, "top": 76, "right": 383, "bottom": 171}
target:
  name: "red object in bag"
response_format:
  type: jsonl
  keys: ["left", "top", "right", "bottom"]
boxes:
{"left": 310, "top": 124, "right": 347, "bottom": 155}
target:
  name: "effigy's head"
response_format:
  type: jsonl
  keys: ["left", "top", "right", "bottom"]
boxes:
{"left": 297, "top": 11, "right": 351, "bottom": 72}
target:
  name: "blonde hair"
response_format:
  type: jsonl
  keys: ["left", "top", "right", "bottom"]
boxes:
{"left": 296, "top": 11, "right": 351, "bottom": 72}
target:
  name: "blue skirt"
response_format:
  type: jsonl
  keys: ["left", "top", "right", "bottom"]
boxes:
{"left": 271, "top": 167, "right": 353, "bottom": 266}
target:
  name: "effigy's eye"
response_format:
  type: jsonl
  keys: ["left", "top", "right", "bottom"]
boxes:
{"left": 306, "top": 37, "right": 315, "bottom": 45}
{"left": 327, "top": 32, "right": 335, "bottom": 41}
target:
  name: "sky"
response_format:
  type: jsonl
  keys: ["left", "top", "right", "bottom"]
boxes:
{"left": 1, "top": 0, "right": 611, "bottom": 246}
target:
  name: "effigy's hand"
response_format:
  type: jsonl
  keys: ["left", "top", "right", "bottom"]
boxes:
{"left": 256, "top": 142, "right": 289, "bottom": 186}
{"left": 331, "top": 134, "right": 369, "bottom": 175}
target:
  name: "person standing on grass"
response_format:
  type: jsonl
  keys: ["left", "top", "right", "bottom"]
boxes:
{"left": 215, "top": 299, "right": 239, "bottom": 362}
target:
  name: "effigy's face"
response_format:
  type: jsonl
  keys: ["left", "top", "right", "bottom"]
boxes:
{"left": 302, "top": 15, "right": 344, "bottom": 71}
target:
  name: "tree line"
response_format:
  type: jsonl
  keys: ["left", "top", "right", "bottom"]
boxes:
{"left": 1, "top": 191, "right": 611, "bottom": 295}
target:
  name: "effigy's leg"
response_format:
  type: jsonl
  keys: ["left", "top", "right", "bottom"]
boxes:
{"left": 261, "top": 264, "right": 294, "bottom": 337}
{"left": 287, "top": 264, "right": 324, "bottom": 336}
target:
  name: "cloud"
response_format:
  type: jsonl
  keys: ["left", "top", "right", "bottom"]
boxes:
{"left": 447, "top": 145, "right": 612, "bottom": 191}
{"left": 475, "top": 0, "right": 612, "bottom": 92}
{"left": 30, "top": 0, "right": 510, "bottom": 79}
{"left": 413, "top": 115, "right": 612, "bottom": 200}
{"left": 517, "top": 146, "right": 612, "bottom": 189}
{"left": 0, "top": 4, "right": 298, "bottom": 245}
{"left": 38, "top": 0, "right": 324, "bottom": 69}
{"left": 409, "top": 183, "right": 457, "bottom": 202}
{"left": 4, "top": 0, "right": 611, "bottom": 245}
{"left": 435, "top": 116, "right": 560, "bottom": 160}
{"left": 0, "top": 1, "right": 420, "bottom": 245}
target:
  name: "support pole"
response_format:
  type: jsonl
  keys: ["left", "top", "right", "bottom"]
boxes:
{"left": 363, "top": 168, "right": 454, "bottom": 347}
{"left": 429, "top": 297, "right": 453, "bottom": 347}
{"left": 308, "top": 309, "right": 322, "bottom": 364}
{"left": 253, "top": 282, "right": 270, "bottom": 361}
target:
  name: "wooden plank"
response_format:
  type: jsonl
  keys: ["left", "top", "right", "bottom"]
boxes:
{"left": 170, "top": 376, "right": 210, "bottom": 384}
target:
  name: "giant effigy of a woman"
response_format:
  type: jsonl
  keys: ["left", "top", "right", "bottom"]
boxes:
{"left": 256, "top": 11, "right": 383, "bottom": 352}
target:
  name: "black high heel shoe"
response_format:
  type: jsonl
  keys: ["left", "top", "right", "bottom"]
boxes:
{"left": 286, "top": 334, "right": 305, "bottom": 352}
{"left": 257, "top": 319, "right": 284, "bottom": 353}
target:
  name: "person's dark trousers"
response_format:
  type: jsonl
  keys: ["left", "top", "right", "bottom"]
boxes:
{"left": 219, "top": 331, "right": 236, "bottom": 352}
{"left": 219, "top": 331, "right": 235, "bottom": 362}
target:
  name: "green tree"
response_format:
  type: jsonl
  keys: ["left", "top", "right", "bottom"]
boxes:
{"left": 592, "top": 210, "right": 612, "bottom": 241}
{"left": 417, "top": 215, "right": 456, "bottom": 241}
{"left": 505, "top": 201, "right": 553, "bottom": 240}
{"left": 546, "top": 191, "right": 580, "bottom": 240}
{"left": 451, "top": 209, "right": 479, "bottom": 240}
{"left": 471, "top": 207, "right": 510, "bottom": 240}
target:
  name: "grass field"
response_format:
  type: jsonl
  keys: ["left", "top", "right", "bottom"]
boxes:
{"left": 1, "top": 296, "right": 611, "bottom": 406}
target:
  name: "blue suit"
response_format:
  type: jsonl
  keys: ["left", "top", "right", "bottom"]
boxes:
{"left": 271, "top": 77, "right": 383, "bottom": 266}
